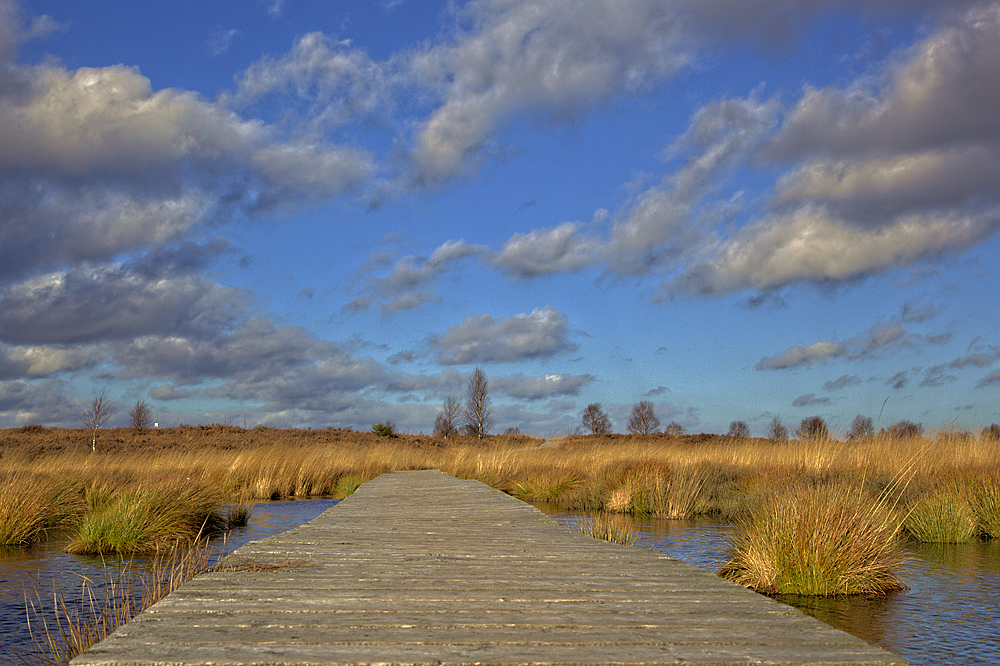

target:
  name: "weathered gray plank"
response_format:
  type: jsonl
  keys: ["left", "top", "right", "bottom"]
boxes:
{"left": 71, "top": 469, "right": 907, "bottom": 665}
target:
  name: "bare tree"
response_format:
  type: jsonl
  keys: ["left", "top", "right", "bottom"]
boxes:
{"left": 82, "top": 390, "right": 116, "bottom": 451}
{"left": 767, "top": 416, "right": 788, "bottom": 440}
{"left": 129, "top": 398, "right": 153, "bottom": 432}
{"left": 463, "top": 367, "right": 493, "bottom": 439}
{"left": 627, "top": 401, "right": 660, "bottom": 435}
{"left": 433, "top": 396, "right": 462, "bottom": 438}
{"left": 582, "top": 403, "right": 612, "bottom": 435}
{"left": 846, "top": 414, "right": 874, "bottom": 441}
{"left": 663, "top": 421, "right": 685, "bottom": 436}
{"left": 727, "top": 420, "right": 751, "bottom": 438}
{"left": 796, "top": 416, "right": 829, "bottom": 440}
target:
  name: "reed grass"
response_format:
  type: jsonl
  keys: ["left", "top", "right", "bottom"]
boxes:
{"left": 969, "top": 478, "right": 1000, "bottom": 538}
{"left": 66, "top": 481, "right": 224, "bottom": 555}
{"left": 0, "top": 471, "right": 72, "bottom": 546}
{"left": 719, "top": 484, "right": 906, "bottom": 596}
{"left": 905, "top": 490, "right": 979, "bottom": 543}
{"left": 22, "top": 540, "right": 215, "bottom": 665}
{"left": 575, "top": 513, "right": 639, "bottom": 547}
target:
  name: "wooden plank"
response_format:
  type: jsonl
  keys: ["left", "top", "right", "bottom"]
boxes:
{"left": 71, "top": 469, "right": 908, "bottom": 665}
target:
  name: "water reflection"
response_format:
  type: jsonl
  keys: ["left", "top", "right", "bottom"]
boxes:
{"left": 0, "top": 498, "right": 338, "bottom": 664}
{"left": 539, "top": 506, "right": 1000, "bottom": 666}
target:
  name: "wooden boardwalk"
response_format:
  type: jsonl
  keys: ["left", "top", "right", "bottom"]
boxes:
{"left": 72, "top": 470, "right": 907, "bottom": 665}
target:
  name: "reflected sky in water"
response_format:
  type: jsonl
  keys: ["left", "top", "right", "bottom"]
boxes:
{"left": 0, "top": 499, "right": 338, "bottom": 664}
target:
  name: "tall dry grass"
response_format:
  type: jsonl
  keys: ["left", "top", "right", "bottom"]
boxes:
{"left": 719, "top": 484, "right": 906, "bottom": 596}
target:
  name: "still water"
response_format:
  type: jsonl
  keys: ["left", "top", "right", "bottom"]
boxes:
{"left": 539, "top": 508, "right": 1000, "bottom": 666}
{"left": 2, "top": 500, "right": 998, "bottom": 665}
{"left": 0, "top": 499, "right": 338, "bottom": 664}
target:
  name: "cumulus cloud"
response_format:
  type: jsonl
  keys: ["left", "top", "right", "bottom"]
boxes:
{"left": 0, "top": 246, "right": 245, "bottom": 345}
{"left": 229, "top": 32, "right": 391, "bottom": 132}
{"left": 484, "top": 4, "right": 1000, "bottom": 299}
{"left": 430, "top": 306, "right": 576, "bottom": 364}
{"left": 408, "top": 0, "right": 689, "bottom": 184}
{"left": 0, "top": 16, "right": 374, "bottom": 287}
{"left": 977, "top": 370, "right": 1000, "bottom": 388}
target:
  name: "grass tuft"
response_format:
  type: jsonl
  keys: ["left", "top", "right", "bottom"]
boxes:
{"left": 969, "top": 478, "right": 1000, "bottom": 539}
{"left": 67, "top": 481, "right": 224, "bottom": 555}
{"left": 719, "top": 484, "right": 905, "bottom": 596}
{"left": 0, "top": 471, "right": 67, "bottom": 546}
{"left": 905, "top": 490, "right": 979, "bottom": 543}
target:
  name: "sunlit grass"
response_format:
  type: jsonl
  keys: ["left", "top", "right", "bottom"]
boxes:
{"left": 905, "top": 490, "right": 979, "bottom": 543}
{"left": 718, "top": 484, "right": 906, "bottom": 596}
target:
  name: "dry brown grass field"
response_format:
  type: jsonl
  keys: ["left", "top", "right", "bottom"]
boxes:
{"left": 2, "top": 424, "right": 999, "bottom": 594}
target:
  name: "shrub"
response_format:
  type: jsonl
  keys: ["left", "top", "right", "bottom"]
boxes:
{"left": 371, "top": 421, "right": 396, "bottom": 438}
{"left": 719, "top": 485, "right": 905, "bottom": 596}
{"left": 982, "top": 424, "right": 1000, "bottom": 441}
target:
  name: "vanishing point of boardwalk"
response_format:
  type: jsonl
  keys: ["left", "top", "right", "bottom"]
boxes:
{"left": 71, "top": 470, "right": 907, "bottom": 665}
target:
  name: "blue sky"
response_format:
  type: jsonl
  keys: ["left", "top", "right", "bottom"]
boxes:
{"left": 1, "top": 0, "right": 998, "bottom": 436}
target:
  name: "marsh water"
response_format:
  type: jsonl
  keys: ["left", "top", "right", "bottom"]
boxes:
{"left": 0, "top": 498, "right": 339, "bottom": 664}
{"left": 539, "top": 507, "right": 1000, "bottom": 666}
{"left": 1, "top": 498, "right": 998, "bottom": 665}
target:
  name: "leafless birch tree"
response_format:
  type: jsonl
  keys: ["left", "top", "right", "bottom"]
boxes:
{"left": 463, "top": 367, "right": 493, "bottom": 439}
{"left": 82, "top": 390, "right": 116, "bottom": 451}
{"left": 434, "top": 396, "right": 462, "bottom": 438}
{"left": 627, "top": 401, "right": 660, "bottom": 435}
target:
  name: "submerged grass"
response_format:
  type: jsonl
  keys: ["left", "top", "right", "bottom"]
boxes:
{"left": 22, "top": 540, "right": 215, "bottom": 666}
{"left": 575, "top": 513, "right": 639, "bottom": 547}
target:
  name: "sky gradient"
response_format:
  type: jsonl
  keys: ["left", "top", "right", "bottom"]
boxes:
{"left": 1, "top": 0, "right": 998, "bottom": 436}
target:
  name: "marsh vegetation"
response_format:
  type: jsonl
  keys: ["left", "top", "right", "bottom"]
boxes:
{"left": 2, "top": 423, "right": 999, "bottom": 594}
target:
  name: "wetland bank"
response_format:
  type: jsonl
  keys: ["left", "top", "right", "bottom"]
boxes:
{"left": 2, "top": 424, "right": 999, "bottom": 663}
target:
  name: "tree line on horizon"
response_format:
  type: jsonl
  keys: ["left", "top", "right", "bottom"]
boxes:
{"left": 72, "top": 367, "right": 1000, "bottom": 448}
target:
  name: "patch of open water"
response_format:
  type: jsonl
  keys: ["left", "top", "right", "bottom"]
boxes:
{"left": 538, "top": 507, "right": 1000, "bottom": 666}
{"left": 3, "top": 498, "right": 998, "bottom": 665}
{"left": 0, "top": 498, "right": 338, "bottom": 664}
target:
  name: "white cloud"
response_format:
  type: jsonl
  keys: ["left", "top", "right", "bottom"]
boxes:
{"left": 673, "top": 207, "right": 999, "bottom": 296}
{"left": 430, "top": 306, "right": 577, "bottom": 364}
{"left": 409, "top": 0, "right": 689, "bottom": 183}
